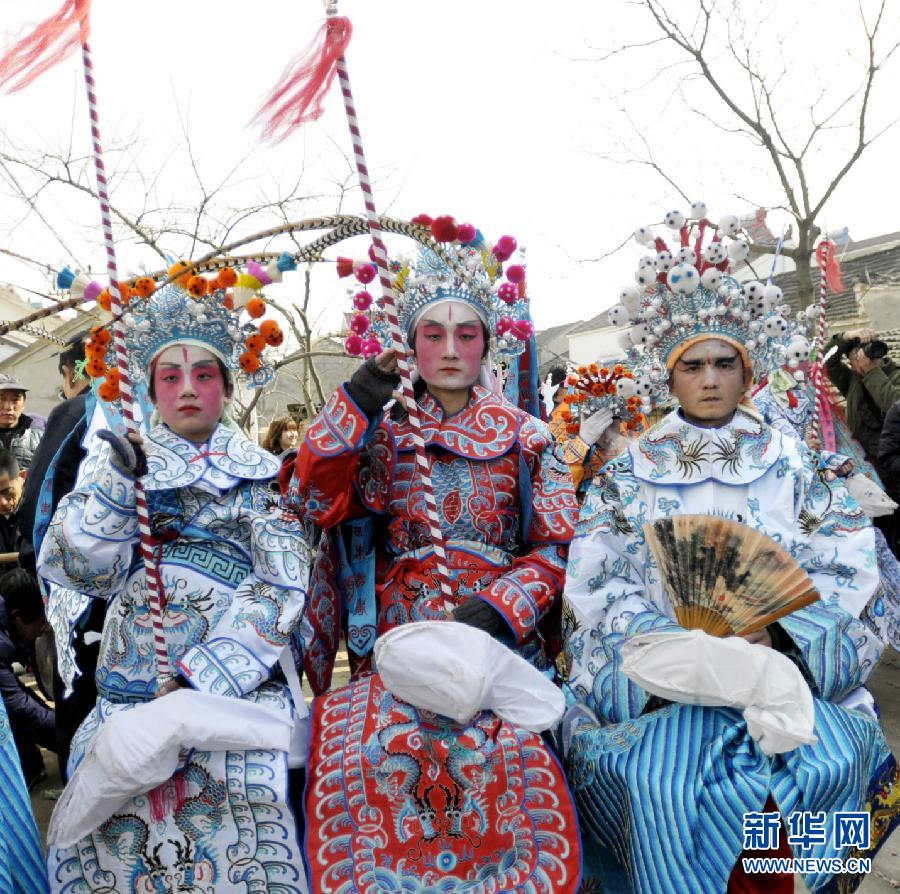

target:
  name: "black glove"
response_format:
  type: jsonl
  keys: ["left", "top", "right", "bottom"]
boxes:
{"left": 97, "top": 429, "right": 148, "bottom": 478}
{"left": 452, "top": 597, "right": 508, "bottom": 638}
{"left": 345, "top": 359, "right": 401, "bottom": 418}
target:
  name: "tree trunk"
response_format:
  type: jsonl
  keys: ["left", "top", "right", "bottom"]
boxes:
{"left": 794, "top": 223, "right": 814, "bottom": 309}
{"left": 792, "top": 220, "right": 823, "bottom": 310}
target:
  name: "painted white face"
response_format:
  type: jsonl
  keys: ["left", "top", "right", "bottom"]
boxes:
{"left": 412, "top": 300, "right": 486, "bottom": 392}
{"left": 152, "top": 344, "right": 228, "bottom": 443}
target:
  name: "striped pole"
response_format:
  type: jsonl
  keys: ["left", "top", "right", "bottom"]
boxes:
{"left": 810, "top": 241, "right": 830, "bottom": 442}
{"left": 80, "top": 41, "right": 171, "bottom": 681}
{"left": 331, "top": 36, "right": 454, "bottom": 604}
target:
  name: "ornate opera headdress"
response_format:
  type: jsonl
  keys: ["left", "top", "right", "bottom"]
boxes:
{"left": 606, "top": 202, "right": 806, "bottom": 391}
{"left": 59, "top": 257, "right": 295, "bottom": 403}
{"left": 337, "top": 216, "right": 534, "bottom": 360}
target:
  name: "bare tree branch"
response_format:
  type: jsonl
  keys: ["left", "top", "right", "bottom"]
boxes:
{"left": 596, "top": 0, "right": 899, "bottom": 305}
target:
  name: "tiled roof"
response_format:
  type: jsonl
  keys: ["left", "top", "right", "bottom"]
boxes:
{"left": 772, "top": 244, "right": 900, "bottom": 322}
{"left": 566, "top": 311, "right": 612, "bottom": 335}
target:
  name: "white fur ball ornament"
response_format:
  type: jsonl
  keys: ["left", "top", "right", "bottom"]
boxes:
{"left": 702, "top": 242, "right": 727, "bottom": 265}
{"left": 667, "top": 263, "right": 700, "bottom": 296}
{"left": 690, "top": 201, "right": 708, "bottom": 220}
{"left": 727, "top": 238, "right": 751, "bottom": 262}
{"left": 608, "top": 304, "right": 630, "bottom": 327}
{"left": 718, "top": 214, "right": 741, "bottom": 237}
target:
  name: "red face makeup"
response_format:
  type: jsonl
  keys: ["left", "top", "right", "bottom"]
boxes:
{"left": 151, "top": 344, "right": 228, "bottom": 442}
{"left": 413, "top": 301, "right": 485, "bottom": 393}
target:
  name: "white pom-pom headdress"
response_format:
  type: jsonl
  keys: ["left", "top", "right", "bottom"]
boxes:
{"left": 609, "top": 205, "right": 806, "bottom": 383}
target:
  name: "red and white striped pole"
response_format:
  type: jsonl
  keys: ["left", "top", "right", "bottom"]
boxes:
{"left": 810, "top": 240, "right": 830, "bottom": 441}
{"left": 331, "top": 26, "right": 454, "bottom": 603}
{"left": 80, "top": 41, "right": 171, "bottom": 682}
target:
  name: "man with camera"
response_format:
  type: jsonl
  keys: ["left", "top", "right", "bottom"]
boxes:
{"left": 825, "top": 328, "right": 900, "bottom": 468}
{"left": 826, "top": 328, "right": 900, "bottom": 551}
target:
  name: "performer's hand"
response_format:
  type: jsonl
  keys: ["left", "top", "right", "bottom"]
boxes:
{"left": 155, "top": 678, "right": 182, "bottom": 698}
{"left": 97, "top": 428, "right": 148, "bottom": 478}
{"left": 805, "top": 431, "right": 822, "bottom": 451}
{"left": 452, "top": 597, "right": 508, "bottom": 638}
{"left": 578, "top": 408, "right": 614, "bottom": 448}
{"left": 742, "top": 628, "right": 773, "bottom": 648}
{"left": 374, "top": 349, "right": 400, "bottom": 375}
{"left": 347, "top": 355, "right": 402, "bottom": 417}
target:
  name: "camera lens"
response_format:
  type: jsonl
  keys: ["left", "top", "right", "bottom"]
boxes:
{"left": 864, "top": 340, "right": 888, "bottom": 360}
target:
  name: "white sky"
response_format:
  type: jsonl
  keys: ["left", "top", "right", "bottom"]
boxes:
{"left": 0, "top": 0, "right": 898, "bottom": 334}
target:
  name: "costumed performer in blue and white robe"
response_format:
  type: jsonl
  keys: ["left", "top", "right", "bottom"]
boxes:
{"left": 562, "top": 206, "right": 898, "bottom": 894}
{"left": 38, "top": 280, "right": 312, "bottom": 894}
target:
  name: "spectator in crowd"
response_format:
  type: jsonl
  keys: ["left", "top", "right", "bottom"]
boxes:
{"left": 0, "top": 450, "right": 25, "bottom": 565}
{"left": 0, "top": 374, "right": 41, "bottom": 471}
{"left": 57, "top": 331, "right": 91, "bottom": 402}
{"left": 0, "top": 568, "right": 55, "bottom": 791}
{"left": 878, "top": 398, "right": 900, "bottom": 516}
{"left": 262, "top": 415, "right": 302, "bottom": 456}
{"left": 546, "top": 365, "right": 567, "bottom": 408}
{"left": 827, "top": 328, "right": 900, "bottom": 550}
{"left": 18, "top": 331, "right": 90, "bottom": 576}
{"left": 825, "top": 328, "right": 900, "bottom": 471}
{"left": 16, "top": 331, "right": 98, "bottom": 780}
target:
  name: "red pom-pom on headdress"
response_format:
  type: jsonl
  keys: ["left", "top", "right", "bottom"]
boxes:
{"left": 431, "top": 216, "right": 459, "bottom": 243}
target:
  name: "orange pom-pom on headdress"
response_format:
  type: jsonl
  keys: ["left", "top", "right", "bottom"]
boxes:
{"left": 85, "top": 356, "right": 107, "bottom": 378}
{"left": 133, "top": 276, "right": 156, "bottom": 298}
{"left": 245, "top": 297, "right": 266, "bottom": 319}
{"left": 245, "top": 333, "right": 266, "bottom": 355}
{"left": 187, "top": 275, "right": 208, "bottom": 298}
{"left": 168, "top": 261, "right": 193, "bottom": 289}
{"left": 97, "top": 379, "right": 120, "bottom": 401}
{"left": 259, "top": 319, "right": 283, "bottom": 347}
{"left": 218, "top": 267, "right": 237, "bottom": 288}
{"left": 239, "top": 351, "right": 261, "bottom": 373}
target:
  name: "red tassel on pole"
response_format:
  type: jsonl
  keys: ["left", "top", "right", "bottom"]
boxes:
{"left": 815, "top": 240, "right": 844, "bottom": 293}
{"left": 0, "top": 0, "right": 90, "bottom": 92}
{"left": 253, "top": 16, "right": 353, "bottom": 142}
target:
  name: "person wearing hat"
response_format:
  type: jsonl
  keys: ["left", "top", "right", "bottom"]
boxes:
{"left": 0, "top": 373, "right": 41, "bottom": 472}
{"left": 17, "top": 331, "right": 91, "bottom": 576}
{"left": 826, "top": 328, "right": 900, "bottom": 552}
{"left": 16, "top": 331, "right": 97, "bottom": 780}
{"left": 825, "top": 328, "right": 900, "bottom": 479}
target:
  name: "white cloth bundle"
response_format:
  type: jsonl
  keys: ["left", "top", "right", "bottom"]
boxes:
{"left": 621, "top": 629, "right": 817, "bottom": 755}
{"left": 374, "top": 621, "right": 565, "bottom": 732}
{"left": 48, "top": 689, "right": 294, "bottom": 848}
{"left": 845, "top": 472, "right": 897, "bottom": 518}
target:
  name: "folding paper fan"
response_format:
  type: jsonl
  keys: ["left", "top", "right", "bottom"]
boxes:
{"left": 644, "top": 515, "right": 820, "bottom": 636}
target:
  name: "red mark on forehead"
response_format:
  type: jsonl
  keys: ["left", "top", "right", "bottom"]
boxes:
{"left": 181, "top": 346, "right": 190, "bottom": 363}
